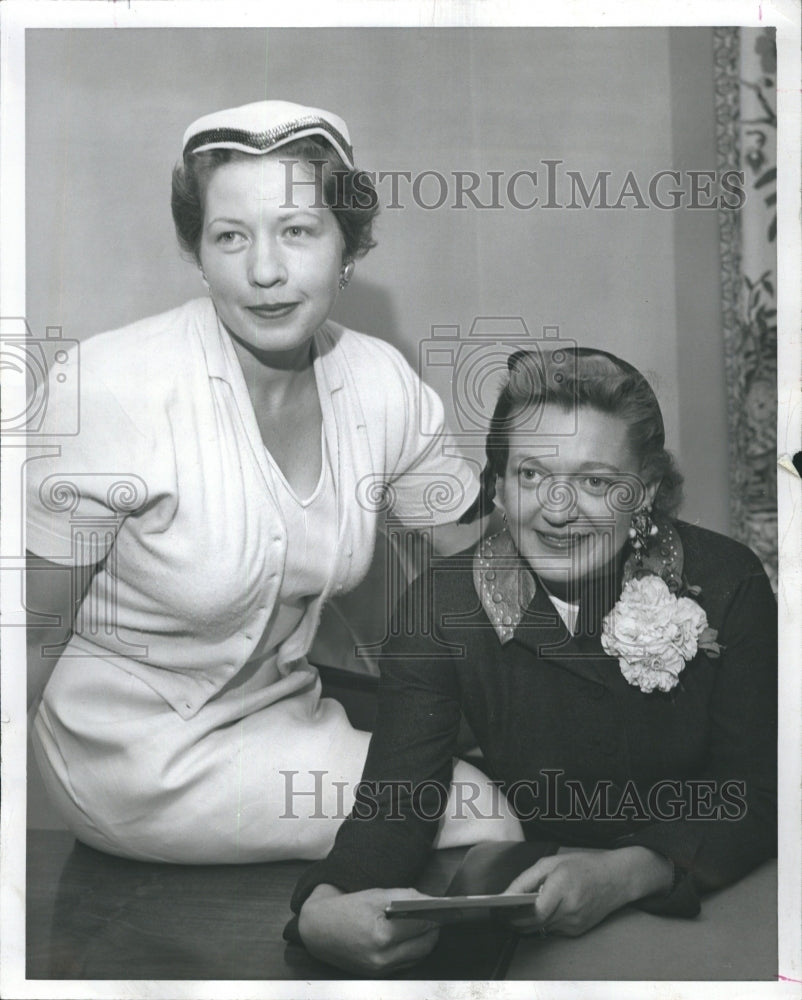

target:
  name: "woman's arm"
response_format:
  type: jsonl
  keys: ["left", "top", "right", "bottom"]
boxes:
{"left": 291, "top": 657, "right": 459, "bottom": 973}
{"left": 290, "top": 572, "right": 466, "bottom": 967}
{"left": 24, "top": 345, "right": 135, "bottom": 711}
{"left": 616, "top": 562, "right": 777, "bottom": 912}
{"left": 292, "top": 643, "right": 464, "bottom": 903}
{"left": 502, "top": 549, "right": 776, "bottom": 932}
{"left": 26, "top": 551, "right": 98, "bottom": 710}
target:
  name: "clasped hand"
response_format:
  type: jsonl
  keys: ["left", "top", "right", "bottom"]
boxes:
{"left": 298, "top": 884, "right": 440, "bottom": 976}
{"left": 503, "top": 846, "right": 673, "bottom": 936}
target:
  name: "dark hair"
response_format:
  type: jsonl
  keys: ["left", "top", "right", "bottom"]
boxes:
{"left": 459, "top": 347, "right": 683, "bottom": 523}
{"left": 171, "top": 137, "right": 378, "bottom": 264}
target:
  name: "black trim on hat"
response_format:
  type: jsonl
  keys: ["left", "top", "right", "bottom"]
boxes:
{"left": 183, "top": 115, "right": 354, "bottom": 166}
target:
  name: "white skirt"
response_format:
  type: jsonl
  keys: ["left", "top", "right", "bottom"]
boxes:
{"left": 32, "top": 638, "right": 521, "bottom": 863}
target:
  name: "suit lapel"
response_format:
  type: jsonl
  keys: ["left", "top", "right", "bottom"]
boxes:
{"left": 475, "top": 519, "right": 688, "bottom": 694}
{"left": 473, "top": 530, "right": 618, "bottom": 691}
{"left": 513, "top": 583, "right": 616, "bottom": 690}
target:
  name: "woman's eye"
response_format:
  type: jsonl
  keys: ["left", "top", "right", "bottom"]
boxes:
{"left": 519, "top": 466, "right": 542, "bottom": 483}
{"left": 582, "top": 476, "right": 612, "bottom": 494}
{"left": 285, "top": 225, "right": 308, "bottom": 238}
{"left": 216, "top": 231, "right": 245, "bottom": 246}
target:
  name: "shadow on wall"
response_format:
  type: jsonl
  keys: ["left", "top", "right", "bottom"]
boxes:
{"left": 330, "top": 278, "right": 413, "bottom": 369}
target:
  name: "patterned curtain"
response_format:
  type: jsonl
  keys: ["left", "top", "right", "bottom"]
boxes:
{"left": 713, "top": 27, "right": 778, "bottom": 590}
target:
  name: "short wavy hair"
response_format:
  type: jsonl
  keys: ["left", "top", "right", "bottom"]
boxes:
{"left": 459, "top": 346, "right": 683, "bottom": 523}
{"left": 171, "top": 137, "right": 379, "bottom": 264}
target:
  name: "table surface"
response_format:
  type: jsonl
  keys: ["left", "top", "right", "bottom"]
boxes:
{"left": 507, "top": 857, "right": 777, "bottom": 980}
{"left": 26, "top": 830, "right": 777, "bottom": 982}
{"left": 26, "top": 830, "right": 514, "bottom": 980}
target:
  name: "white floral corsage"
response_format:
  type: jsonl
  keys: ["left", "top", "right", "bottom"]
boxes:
{"left": 601, "top": 574, "right": 722, "bottom": 693}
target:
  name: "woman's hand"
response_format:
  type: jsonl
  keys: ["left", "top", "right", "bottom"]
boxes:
{"left": 297, "top": 883, "right": 440, "bottom": 976}
{"left": 503, "top": 847, "right": 673, "bottom": 937}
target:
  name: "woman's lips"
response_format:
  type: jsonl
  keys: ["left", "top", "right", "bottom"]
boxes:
{"left": 534, "top": 529, "right": 584, "bottom": 550}
{"left": 247, "top": 302, "right": 300, "bottom": 319}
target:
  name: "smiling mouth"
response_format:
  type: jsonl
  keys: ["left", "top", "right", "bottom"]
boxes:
{"left": 534, "top": 530, "right": 584, "bottom": 550}
{"left": 247, "top": 302, "right": 300, "bottom": 319}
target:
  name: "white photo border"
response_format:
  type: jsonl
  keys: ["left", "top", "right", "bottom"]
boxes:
{"left": 1, "top": 2, "right": 800, "bottom": 998}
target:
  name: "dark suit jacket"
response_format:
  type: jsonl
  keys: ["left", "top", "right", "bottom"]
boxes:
{"left": 291, "top": 522, "right": 777, "bottom": 918}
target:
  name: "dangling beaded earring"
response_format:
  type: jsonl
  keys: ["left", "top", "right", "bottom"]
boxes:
{"left": 628, "top": 504, "right": 658, "bottom": 565}
{"left": 338, "top": 260, "right": 355, "bottom": 290}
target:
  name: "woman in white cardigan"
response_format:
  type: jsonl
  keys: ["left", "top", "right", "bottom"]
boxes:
{"left": 25, "top": 100, "right": 521, "bottom": 863}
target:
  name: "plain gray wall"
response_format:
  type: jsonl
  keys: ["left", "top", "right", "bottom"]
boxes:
{"left": 26, "top": 26, "right": 730, "bottom": 828}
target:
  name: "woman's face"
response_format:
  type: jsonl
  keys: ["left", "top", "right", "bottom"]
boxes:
{"left": 496, "top": 403, "right": 658, "bottom": 587}
{"left": 198, "top": 155, "right": 344, "bottom": 358}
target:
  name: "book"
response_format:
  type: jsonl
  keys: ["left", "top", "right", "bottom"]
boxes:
{"left": 384, "top": 840, "right": 557, "bottom": 925}
{"left": 385, "top": 893, "right": 537, "bottom": 923}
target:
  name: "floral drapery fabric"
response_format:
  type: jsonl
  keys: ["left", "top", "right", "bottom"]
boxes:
{"left": 713, "top": 27, "right": 777, "bottom": 590}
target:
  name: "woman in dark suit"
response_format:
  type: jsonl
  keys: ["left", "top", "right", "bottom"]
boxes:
{"left": 288, "top": 346, "right": 777, "bottom": 974}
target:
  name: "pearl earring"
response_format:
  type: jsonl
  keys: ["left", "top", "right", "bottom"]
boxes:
{"left": 338, "top": 260, "right": 355, "bottom": 291}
